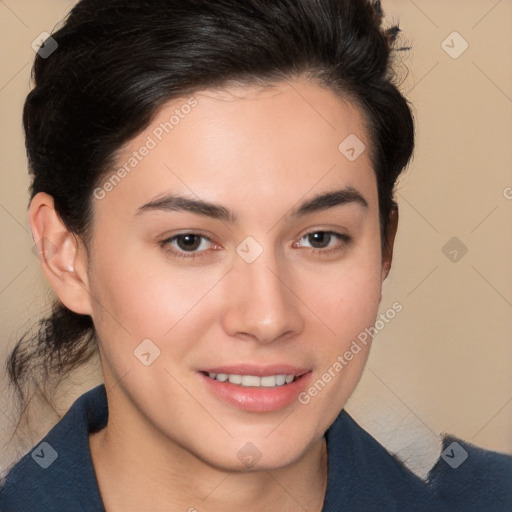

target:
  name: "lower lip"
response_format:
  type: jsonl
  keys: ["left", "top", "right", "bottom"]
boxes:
{"left": 198, "top": 372, "right": 312, "bottom": 412}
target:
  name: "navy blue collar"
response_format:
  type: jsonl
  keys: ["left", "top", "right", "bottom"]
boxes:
{"left": 1, "top": 384, "right": 511, "bottom": 511}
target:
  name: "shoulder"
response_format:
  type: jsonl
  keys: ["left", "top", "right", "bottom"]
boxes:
{"left": 427, "top": 434, "right": 512, "bottom": 511}
{"left": 0, "top": 385, "right": 108, "bottom": 512}
{"left": 324, "top": 410, "right": 512, "bottom": 512}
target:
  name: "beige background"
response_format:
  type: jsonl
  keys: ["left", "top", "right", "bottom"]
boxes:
{"left": 1, "top": 0, "right": 511, "bottom": 478}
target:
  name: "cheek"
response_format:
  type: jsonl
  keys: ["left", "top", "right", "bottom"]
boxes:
{"left": 87, "top": 238, "right": 227, "bottom": 366}
{"left": 306, "top": 266, "right": 381, "bottom": 397}
{"left": 300, "top": 245, "right": 383, "bottom": 340}
{"left": 293, "top": 242, "right": 383, "bottom": 405}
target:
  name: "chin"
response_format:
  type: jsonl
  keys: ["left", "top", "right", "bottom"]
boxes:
{"left": 194, "top": 424, "right": 322, "bottom": 473}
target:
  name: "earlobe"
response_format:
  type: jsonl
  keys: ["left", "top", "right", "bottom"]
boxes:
{"left": 28, "top": 192, "right": 93, "bottom": 316}
{"left": 381, "top": 204, "right": 399, "bottom": 282}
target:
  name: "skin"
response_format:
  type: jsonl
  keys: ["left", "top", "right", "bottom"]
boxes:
{"left": 29, "top": 77, "right": 397, "bottom": 512}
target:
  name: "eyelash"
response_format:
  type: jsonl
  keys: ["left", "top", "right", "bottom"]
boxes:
{"left": 160, "top": 231, "right": 351, "bottom": 260}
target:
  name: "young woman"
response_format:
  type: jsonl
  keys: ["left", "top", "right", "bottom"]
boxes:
{"left": 1, "top": 0, "right": 510, "bottom": 511}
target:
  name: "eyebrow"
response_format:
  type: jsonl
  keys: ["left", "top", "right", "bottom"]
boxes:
{"left": 136, "top": 186, "right": 368, "bottom": 222}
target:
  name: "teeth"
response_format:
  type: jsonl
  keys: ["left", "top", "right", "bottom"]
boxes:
{"left": 228, "top": 374, "right": 243, "bottom": 385}
{"left": 275, "top": 375, "right": 286, "bottom": 386}
{"left": 207, "top": 372, "right": 296, "bottom": 387}
{"left": 260, "top": 375, "right": 276, "bottom": 387}
{"left": 241, "top": 375, "right": 260, "bottom": 387}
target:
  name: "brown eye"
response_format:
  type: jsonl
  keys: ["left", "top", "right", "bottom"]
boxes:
{"left": 161, "top": 233, "right": 216, "bottom": 259}
{"left": 175, "top": 234, "right": 202, "bottom": 251}
{"left": 307, "top": 232, "right": 333, "bottom": 249}
{"left": 294, "top": 230, "right": 351, "bottom": 254}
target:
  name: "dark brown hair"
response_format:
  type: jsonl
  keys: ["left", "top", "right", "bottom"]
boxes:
{"left": 7, "top": 0, "right": 414, "bottom": 419}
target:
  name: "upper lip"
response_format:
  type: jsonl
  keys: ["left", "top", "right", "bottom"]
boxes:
{"left": 199, "top": 364, "right": 310, "bottom": 377}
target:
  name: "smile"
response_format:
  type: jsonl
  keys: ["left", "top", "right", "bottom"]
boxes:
{"left": 198, "top": 368, "right": 312, "bottom": 412}
{"left": 205, "top": 372, "right": 297, "bottom": 387}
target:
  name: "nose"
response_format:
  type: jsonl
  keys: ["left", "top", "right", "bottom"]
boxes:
{"left": 221, "top": 248, "right": 304, "bottom": 345}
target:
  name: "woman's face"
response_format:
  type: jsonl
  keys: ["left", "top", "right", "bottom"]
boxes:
{"left": 84, "top": 77, "right": 391, "bottom": 470}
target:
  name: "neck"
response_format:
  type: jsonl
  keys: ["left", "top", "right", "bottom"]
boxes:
{"left": 89, "top": 387, "right": 328, "bottom": 512}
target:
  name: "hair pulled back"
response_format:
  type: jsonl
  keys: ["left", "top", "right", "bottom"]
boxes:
{"left": 8, "top": 0, "right": 414, "bottom": 415}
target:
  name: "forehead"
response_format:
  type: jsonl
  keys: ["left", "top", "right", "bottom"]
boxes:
{"left": 94, "top": 78, "right": 377, "bottom": 221}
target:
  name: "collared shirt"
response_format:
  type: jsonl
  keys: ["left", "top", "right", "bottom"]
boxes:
{"left": 1, "top": 384, "right": 511, "bottom": 511}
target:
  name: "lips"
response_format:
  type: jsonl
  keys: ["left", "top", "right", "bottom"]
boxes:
{"left": 197, "top": 365, "right": 312, "bottom": 412}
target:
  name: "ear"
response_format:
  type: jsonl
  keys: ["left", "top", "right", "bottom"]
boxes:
{"left": 28, "top": 192, "right": 93, "bottom": 315}
{"left": 381, "top": 203, "right": 399, "bottom": 282}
